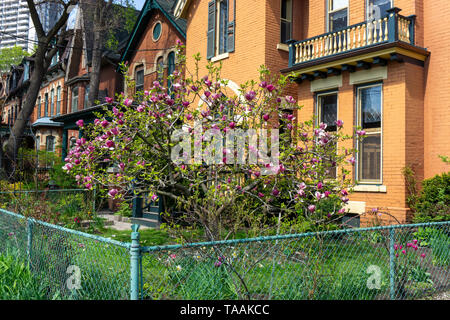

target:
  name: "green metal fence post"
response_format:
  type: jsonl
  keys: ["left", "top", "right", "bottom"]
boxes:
{"left": 130, "top": 224, "right": 141, "bottom": 300}
{"left": 389, "top": 228, "right": 396, "bottom": 300}
{"left": 27, "top": 219, "right": 33, "bottom": 268}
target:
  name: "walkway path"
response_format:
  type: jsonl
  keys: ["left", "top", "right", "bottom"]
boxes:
{"left": 97, "top": 210, "right": 151, "bottom": 231}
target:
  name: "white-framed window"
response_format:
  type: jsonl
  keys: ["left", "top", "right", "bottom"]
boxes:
{"left": 50, "top": 88, "right": 54, "bottom": 115}
{"left": 327, "top": 0, "right": 348, "bottom": 32}
{"left": 356, "top": 83, "right": 383, "bottom": 184}
{"left": 207, "top": 0, "right": 234, "bottom": 59}
{"left": 316, "top": 91, "right": 338, "bottom": 179}
{"left": 56, "top": 86, "right": 61, "bottom": 115}
{"left": 367, "top": 0, "right": 392, "bottom": 20}
{"left": 281, "top": 0, "right": 293, "bottom": 44}
{"left": 71, "top": 86, "right": 78, "bottom": 112}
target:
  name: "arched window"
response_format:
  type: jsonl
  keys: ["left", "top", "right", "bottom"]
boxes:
{"left": 156, "top": 57, "right": 164, "bottom": 83}
{"left": 167, "top": 51, "right": 175, "bottom": 91}
{"left": 135, "top": 65, "right": 144, "bottom": 93}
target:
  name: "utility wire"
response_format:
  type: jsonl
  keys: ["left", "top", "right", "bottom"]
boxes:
{"left": 0, "top": 29, "right": 179, "bottom": 53}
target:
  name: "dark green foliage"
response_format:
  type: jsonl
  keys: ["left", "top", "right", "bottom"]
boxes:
{"left": 413, "top": 173, "right": 450, "bottom": 223}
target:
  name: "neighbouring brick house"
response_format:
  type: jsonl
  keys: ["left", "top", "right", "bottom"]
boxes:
{"left": 32, "top": 44, "right": 67, "bottom": 155}
{"left": 120, "top": 0, "right": 186, "bottom": 95}
{"left": 0, "top": 57, "right": 35, "bottom": 154}
{"left": 174, "top": 0, "right": 450, "bottom": 225}
{"left": 52, "top": 3, "right": 132, "bottom": 161}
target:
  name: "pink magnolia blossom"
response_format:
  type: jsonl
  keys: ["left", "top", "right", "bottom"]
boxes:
{"left": 108, "top": 189, "right": 119, "bottom": 198}
{"left": 76, "top": 119, "right": 84, "bottom": 127}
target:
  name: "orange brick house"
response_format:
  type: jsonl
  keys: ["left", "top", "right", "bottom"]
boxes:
{"left": 120, "top": 0, "right": 186, "bottom": 95}
{"left": 174, "top": 0, "right": 450, "bottom": 225}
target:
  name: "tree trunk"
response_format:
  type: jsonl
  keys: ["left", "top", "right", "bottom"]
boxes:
{"left": 87, "top": 1, "right": 105, "bottom": 108}
{"left": 3, "top": 47, "right": 47, "bottom": 178}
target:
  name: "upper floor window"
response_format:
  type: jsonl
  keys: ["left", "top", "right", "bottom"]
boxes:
{"left": 135, "top": 65, "right": 144, "bottom": 93}
{"left": 207, "top": 0, "right": 235, "bottom": 59}
{"left": 281, "top": 0, "right": 292, "bottom": 44}
{"left": 37, "top": 96, "right": 41, "bottom": 119}
{"left": 356, "top": 84, "right": 382, "bottom": 183}
{"left": 328, "top": 0, "right": 348, "bottom": 32}
{"left": 56, "top": 86, "right": 61, "bottom": 115}
{"left": 367, "top": 0, "right": 392, "bottom": 20}
{"left": 71, "top": 86, "right": 78, "bottom": 112}
{"left": 44, "top": 93, "right": 49, "bottom": 117}
{"left": 152, "top": 22, "right": 162, "bottom": 42}
{"left": 84, "top": 86, "right": 90, "bottom": 108}
{"left": 50, "top": 88, "right": 54, "bottom": 116}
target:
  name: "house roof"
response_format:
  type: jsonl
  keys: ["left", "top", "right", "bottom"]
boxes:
{"left": 31, "top": 117, "right": 64, "bottom": 128}
{"left": 120, "top": 0, "right": 186, "bottom": 65}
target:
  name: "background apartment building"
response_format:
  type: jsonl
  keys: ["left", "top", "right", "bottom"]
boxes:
{"left": 0, "top": 0, "right": 63, "bottom": 52}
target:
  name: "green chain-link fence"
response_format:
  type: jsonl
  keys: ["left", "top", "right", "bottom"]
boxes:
{"left": 0, "top": 206, "right": 449, "bottom": 300}
{"left": 139, "top": 222, "right": 450, "bottom": 300}
{"left": 0, "top": 208, "right": 130, "bottom": 299}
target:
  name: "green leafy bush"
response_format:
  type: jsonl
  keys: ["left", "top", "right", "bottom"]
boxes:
{"left": 0, "top": 252, "right": 56, "bottom": 299}
{"left": 412, "top": 173, "right": 450, "bottom": 223}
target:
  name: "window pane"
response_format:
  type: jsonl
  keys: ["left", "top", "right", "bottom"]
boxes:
{"left": 219, "top": 0, "right": 228, "bottom": 54}
{"left": 359, "top": 134, "right": 381, "bottom": 181}
{"left": 281, "top": 21, "right": 292, "bottom": 43}
{"left": 329, "top": 9, "right": 347, "bottom": 32}
{"left": 368, "top": 0, "right": 391, "bottom": 19}
{"left": 360, "top": 86, "right": 382, "bottom": 129}
{"left": 319, "top": 94, "right": 337, "bottom": 131}
{"left": 281, "top": 0, "right": 292, "bottom": 20}
{"left": 330, "top": 0, "right": 348, "bottom": 11}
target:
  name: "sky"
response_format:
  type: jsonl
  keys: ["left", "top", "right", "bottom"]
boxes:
{"left": 134, "top": 0, "right": 146, "bottom": 10}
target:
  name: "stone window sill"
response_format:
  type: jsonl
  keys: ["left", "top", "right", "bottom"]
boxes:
{"left": 277, "top": 43, "right": 289, "bottom": 52}
{"left": 353, "top": 185, "right": 387, "bottom": 193}
{"left": 211, "top": 52, "right": 229, "bottom": 62}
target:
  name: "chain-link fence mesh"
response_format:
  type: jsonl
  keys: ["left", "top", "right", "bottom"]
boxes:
{"left": 0, "top": 209, "right": 130, "bottom": 300}
{"left": 140, "top": 222, "right": 450, "bottom": 300}
{"left": 0, "top": 205, "right": 448, "bottom": 300}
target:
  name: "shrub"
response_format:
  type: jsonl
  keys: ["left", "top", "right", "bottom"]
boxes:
{"left": 412, "top": 172, "right": 450, "bottom": 223}
{"left": 0, "top": 252, "right": 56, "bottom": 299}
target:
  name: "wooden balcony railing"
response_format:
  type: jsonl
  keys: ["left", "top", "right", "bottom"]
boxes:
{"left": 288, "top": 8, "right": 416, "bottom": 68}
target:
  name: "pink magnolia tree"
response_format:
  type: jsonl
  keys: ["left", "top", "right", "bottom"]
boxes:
{"left": 63, "top": 46, "right": 364, "bottom": 240}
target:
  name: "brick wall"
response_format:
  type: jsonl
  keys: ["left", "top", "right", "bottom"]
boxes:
{"left": 127, "top": 9, "right": 184, "bottom": 95}
{"left": 423, "top": 0, "right": 450, "bottom": 178}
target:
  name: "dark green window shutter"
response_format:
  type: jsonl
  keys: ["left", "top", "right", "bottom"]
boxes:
{"left": 207, "top": 1, "right": 216, "bottom": 59}
{"left": 227, "top": 21, "right": 235, "bottom": 53}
